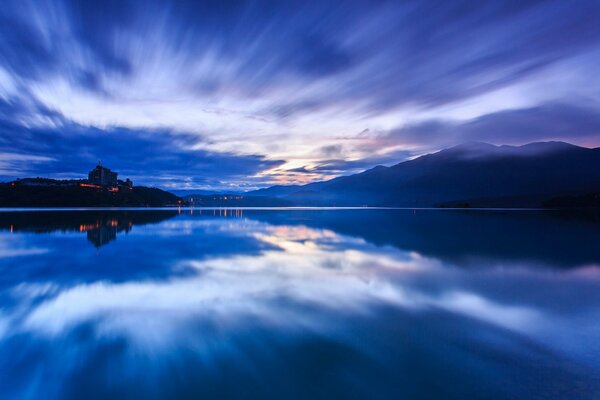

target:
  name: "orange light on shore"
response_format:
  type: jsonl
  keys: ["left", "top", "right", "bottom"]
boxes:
{"left": 79, "top": 183, "right": 102, "bottom": 189}
{"left": 79, "top": 222, "right": 101, "bottom": 232}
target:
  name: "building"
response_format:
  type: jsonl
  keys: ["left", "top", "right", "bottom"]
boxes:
{"left": 118, "top": 178, "right": 133, "bottom": 189}
{"left": 88, "top": 163, "right": 118, "bottom": 187}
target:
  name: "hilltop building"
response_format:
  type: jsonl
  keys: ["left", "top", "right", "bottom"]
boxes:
{"left": 119, "top": 178, "right": 133, "bottom": 189}
{"left": 88, "top": 164, "right": 118, "bottom": 187}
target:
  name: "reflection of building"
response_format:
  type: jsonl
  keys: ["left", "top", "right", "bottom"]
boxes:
{"left": 87, "top": 224, "right": 117, "bottom": 248}
{"left": 1, "top": 210, "right": 178, "bottom": 248}
{"left": 81, "top": 218, "right": 133, "bottom": 248}
{"left": 88, "top": 164, "right": 118, "bottom": 187}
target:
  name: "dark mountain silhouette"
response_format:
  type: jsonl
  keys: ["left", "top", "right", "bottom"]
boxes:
{"left": 0, "top": 181, "right": 185, "bottom": 207}
{"left": 248, "top": 141, "right": 600, "bottom": 207}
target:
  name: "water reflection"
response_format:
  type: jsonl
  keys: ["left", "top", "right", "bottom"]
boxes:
{"left": 2, "top": 208, "right": 598, "bottom": 267}
{"left": 0, "top": 209, "right": 598, "bottom": 399}
{"left": 0, "top": 210, "right": 177, "bottom": 248}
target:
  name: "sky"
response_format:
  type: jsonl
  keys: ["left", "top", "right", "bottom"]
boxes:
{"left": 1, "top": 0, "right": 600, "bottom": 191}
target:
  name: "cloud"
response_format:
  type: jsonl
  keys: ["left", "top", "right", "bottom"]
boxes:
{"left": 286, "top": 166, "right": 313, "bottom": 174}
{"left": 387, "top": 102, "right": 600, "bottom": 148}
{"left": 0, "top": 117, "right": 284, "bottom": 190}
{"left": 0, "top": 0, "right": 600, "bottom": 188}
{"left": 458, "top": 102, "right": 600, "bottom": 145}
{"left": 312, "top": 149, "right": 413, "bottom": 174}
{"left": 2, "top": 0, "right": 599, "bottom": 114}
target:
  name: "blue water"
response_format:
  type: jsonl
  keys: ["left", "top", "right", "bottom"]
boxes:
{"left": 0, "top": 208, "right": 599, "bottom": 399}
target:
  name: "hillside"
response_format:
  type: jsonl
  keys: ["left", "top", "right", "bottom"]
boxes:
{"left": 0, "top": 181, "right": 185, "bottom": 207}
{"left": 247, "top": 141, "right": 600, "bottom": 207}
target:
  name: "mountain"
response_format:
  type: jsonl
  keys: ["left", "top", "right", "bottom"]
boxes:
{"left": 247, "top": 141, "right": 600, "bottom": 207}
{"left": 248, "top": 184, "right": 305, "bottom": 197}
{"left": 170, "top": 189, "right": 244, "bottom": 197}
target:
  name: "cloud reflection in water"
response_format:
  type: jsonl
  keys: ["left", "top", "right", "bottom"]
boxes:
{"left": 0, "top": 209, "right": 599, "bottom": 399}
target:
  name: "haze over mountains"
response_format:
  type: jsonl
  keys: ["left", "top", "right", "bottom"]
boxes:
{"left": 240, "top": 141, "right": 600, "bottom": 207}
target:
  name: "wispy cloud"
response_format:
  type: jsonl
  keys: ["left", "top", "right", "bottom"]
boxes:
{"left": 0, "top": 0, "right": 599, "bottom": 188}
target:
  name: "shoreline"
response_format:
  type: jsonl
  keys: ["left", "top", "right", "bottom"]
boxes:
{"left": 0, "top": 206, "right": 569, "bottom": 212}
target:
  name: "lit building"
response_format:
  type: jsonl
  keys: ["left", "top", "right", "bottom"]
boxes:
{"left": 118, "top": 178, "right": 133, "bottom": 189}
{"left": 88, "top": 163, "right": 118, "bottom": 187}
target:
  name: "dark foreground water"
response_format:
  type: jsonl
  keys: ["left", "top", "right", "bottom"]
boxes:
{"left": 0, "top": 208, "right": 599, "bottom": 399}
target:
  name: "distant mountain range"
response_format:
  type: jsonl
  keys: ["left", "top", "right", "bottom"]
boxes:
{"left": 3, "top": 141, "right": 599, "bottom": 208}
{"left": 242, "top": 141, "right": 600, "bottom": 208}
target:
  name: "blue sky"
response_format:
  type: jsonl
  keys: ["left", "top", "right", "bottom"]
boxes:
{"left": 1, "top": 0, "right": 599, "bottom": 190}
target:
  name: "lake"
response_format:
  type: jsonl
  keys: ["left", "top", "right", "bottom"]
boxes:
{"left": 0, "top": 208, "right": 599, "bottom": 399}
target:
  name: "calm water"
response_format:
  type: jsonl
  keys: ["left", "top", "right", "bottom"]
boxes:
{"left": 0, "top": 208, "right": 599, "bottom": 399}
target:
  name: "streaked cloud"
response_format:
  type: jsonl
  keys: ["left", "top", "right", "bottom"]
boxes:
{"left": 0, "top": 0, "right": 599, "bottom": 189}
